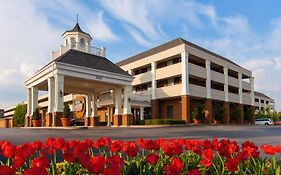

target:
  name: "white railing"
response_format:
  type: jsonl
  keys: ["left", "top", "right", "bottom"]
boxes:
{"left": 52, "top": 42, "right": 105, "bottom": 60}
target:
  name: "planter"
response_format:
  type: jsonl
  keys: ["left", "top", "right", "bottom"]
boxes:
{"left": 61, "top": 118, "right": 71, "bottom": 127}
{"left": 32, "top": 120, "right": 41, "bottom": 127}
{"left": 193, "top": 119, "right": 199, "bottom": 124}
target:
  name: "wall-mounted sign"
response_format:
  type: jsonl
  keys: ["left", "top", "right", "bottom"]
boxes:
{"left": 74, "top": 95, "right": 86, "bottom": 119}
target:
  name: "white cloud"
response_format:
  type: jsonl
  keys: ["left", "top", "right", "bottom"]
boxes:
{"left": 100, "top": 0, "right": 161, "bottom": 40}
{"left": 86, "top": 12, "right": 119, "bottom": 42}
{"left": 274, "top": 57, "right": 281, "bottom": 70}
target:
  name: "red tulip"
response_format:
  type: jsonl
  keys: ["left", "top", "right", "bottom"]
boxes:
{"left": 1, "top": 141, "right": 15, "bottom": 158}
{"left": 12, "top": 155, "right": 25, "bottom": 169}
{"left": 122, "top": 141, "right": 139, "bottom": 157}
{"left": 0, "top": 165, "right": 15, "bottom": 175}
{"left": 109, "top": 140, "right": 122, "bottom": 153}
{"left": 187, "top": 169, "right": 201, "bottom": 175}
{"left": 164, "top": 157, "right": 184, "bottom": 175}
{"left": 89, "top": 155, "right": 106, "bottom": 174}
{"left": 260, "top": 144, "right": 275, "bottom": 155}
{"left": 31, "top": 156, "right": 49, "bottom": 168}
{"left": 146, "top": 153, "right": 159, "bottom": 165}
{"left": 225, "top": 158, "right": 239, "bottom": 173}
{"left": 24, "top": 167, "right": 47, "bottom": 175}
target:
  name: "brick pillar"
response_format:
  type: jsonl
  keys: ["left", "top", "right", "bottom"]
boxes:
{"left": 113, "top": 115, "right": 122, "bottom": 126}
{"left": 84, "top": 117, "right": 89, "bottom": 127}
{"left": 90, "top": 117, "right": 99, "bottom": 127}
{"left": 151, "top": 100, "right": 159, "bottom": 119}
{"left": 205, "top": 99, "right": 213, "bottom": 124}
{"left": 122, "top": 114, "right": 133, "bottom": 126}
{"left": 238, "top": 104, "right": 244, "bottom": 124}
{"left": 181, "top": 95, "right": 190, "bottom": 123}
{"left": 45, "top": 113, "right": 52, "bottom": 127}
{"left": 250, "top": 106, "right": 255, "bottom": 124}
{"left": 53, "top": 112, "right": 62, "bottom": 126}
{"left": 223, "top": 102, "right": 230, "bottom": 124}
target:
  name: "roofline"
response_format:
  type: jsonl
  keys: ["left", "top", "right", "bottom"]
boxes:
{"left": 116, "top": 37, "right": 244, "bottom": 69}
{"left": 254, "top": 91, "right": 273, "bottom": 100}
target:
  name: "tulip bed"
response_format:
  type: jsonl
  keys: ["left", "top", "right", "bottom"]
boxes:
{"left": 0, "top": 137, "right": 281, "bottom": 175}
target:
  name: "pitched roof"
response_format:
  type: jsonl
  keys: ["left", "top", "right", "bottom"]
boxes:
{"left": 55, "top": 49, "right": 131, "bottom": 76}
{"left": 116, "top": 38, "right": 241, "bottom": 68}
{"left": 62, "top": 23, "right": 91, "bottom": 38}
{"left": 254, "top": 91, "right": 272, "bottom": 100}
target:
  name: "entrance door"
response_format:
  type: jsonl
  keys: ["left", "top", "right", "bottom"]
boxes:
{"left": 167, "top": 105, "right": 173, "bottom": 119}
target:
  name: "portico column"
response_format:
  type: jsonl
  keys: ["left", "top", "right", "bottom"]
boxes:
{"left": 205, "top": 60, "right": 212, "bottom": 124}
{"left": 46, "top": 77, "right": 55, "bottom": 127}
{"left": 31, "top": 86, "right": 38, "bottom": 127}
{"left": 90, "top": 92, "right": 99, "bottom": 127}
{"left": 223, "top": 67, "right": 230, "bottom": 124}
{"left": 258, "top": 99, "right": 261, "bottom": 111}
{"left": 25, "top": 88, "right": 32, "bottom": 127}
{"left": 106, "top": 106, "right": 112, "bottom": 127}
{"left": 53, "top": 74, "right": 64, "bottom": 126}
{"left": 122, "top": 85, "right": 133, "bottom": 126}
{"left": 84, "top": 94, "right": 91, "bottom": 126}
{"left": 181, "top": 51, "right": 190, "bottom": 123}
{"left": 113, "top": 88, "right": 122, "bottom": 126}
{"left": 238, "top": 72, "right": 244, "bottom": 124}
{"left": 264, "top": 100, "right": 267, "bottom": 114}
{"left": 140, "top": 106, "right": 144, "bottom": 120}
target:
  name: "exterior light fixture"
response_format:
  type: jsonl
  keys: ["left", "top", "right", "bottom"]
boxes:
{"left": 60, "top": 90, "right": 63, "bottom": 97}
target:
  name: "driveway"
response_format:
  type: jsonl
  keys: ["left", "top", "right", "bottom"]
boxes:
{"left": 0, "top": 125, "right": 280, "bottom": 146}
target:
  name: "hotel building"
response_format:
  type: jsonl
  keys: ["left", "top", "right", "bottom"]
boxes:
{"left": 2, "top": 24, "right": 275, "bottom": 127}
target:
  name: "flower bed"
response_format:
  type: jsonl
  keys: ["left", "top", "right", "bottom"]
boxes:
{"left": 0, "top": 137, "right": 280, "bottom": 175}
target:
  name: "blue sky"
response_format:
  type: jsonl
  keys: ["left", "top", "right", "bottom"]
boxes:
{"left": 0, "top": 0, "right": 281, "bottom": 110}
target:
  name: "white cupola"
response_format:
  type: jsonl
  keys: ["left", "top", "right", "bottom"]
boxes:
{"left": 62, "top": 23, "right": 92, "bottom": 48}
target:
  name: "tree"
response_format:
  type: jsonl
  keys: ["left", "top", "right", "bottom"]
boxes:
{"left": 13, "top": 103, "right": 27, "bottom": 127}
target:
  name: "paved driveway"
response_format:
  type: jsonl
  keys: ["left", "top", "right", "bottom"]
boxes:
{"left": 0, "top": 125, "right": 280, "bottom": 145}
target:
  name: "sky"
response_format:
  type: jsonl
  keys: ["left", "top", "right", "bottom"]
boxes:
{"left": 0, "top": 0, "right": 281, "bottom": 110}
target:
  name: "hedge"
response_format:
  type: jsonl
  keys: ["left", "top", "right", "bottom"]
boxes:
{"left": 140, "top": 119, "right": 186, "bottom": 125}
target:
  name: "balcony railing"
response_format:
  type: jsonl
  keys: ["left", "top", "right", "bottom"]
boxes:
{"left": 52, "top": 42, "right": 105, "bottom": 60}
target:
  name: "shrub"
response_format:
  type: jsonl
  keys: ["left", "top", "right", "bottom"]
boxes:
{"left": 32, "top": 108, "right": 41, "bottom": 120}
{"left": 13, "top": 103, "right": 27, "bottom": 127}
{"left": 142, "top": 119, "right": 186, "bottom": 125}
{"left": 62, "top": 103, "right": 71, "bottom": 118}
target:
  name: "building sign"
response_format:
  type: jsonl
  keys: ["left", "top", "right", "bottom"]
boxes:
{"left": 73, "top": 95, "right": 86, "bottom": 119}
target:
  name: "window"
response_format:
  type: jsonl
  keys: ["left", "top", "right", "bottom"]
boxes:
{"left": 80, "top": 38, "right": 85, "bottom": 45}
{"left": 167, "top": 105, "right": 173, "bottom": 119}
{"left": 70, "top": 37, "right": 76, "bottom": 49}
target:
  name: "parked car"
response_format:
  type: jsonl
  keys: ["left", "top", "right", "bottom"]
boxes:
{"left": 274, "top": 120, "right": 281, "bottom": 125}
{"left": 255, "top": 118, "right": 274, "bottom": 125}
{"left": 70, "top": 119, "right": 84, "bottom": 126}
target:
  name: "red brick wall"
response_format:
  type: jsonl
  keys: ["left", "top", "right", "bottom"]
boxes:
{"left": 158, "top": 97, "right": 182, "bottom": 120}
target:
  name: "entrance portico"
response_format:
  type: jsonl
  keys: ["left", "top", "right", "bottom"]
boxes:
{"left": 25, "top": 23, "right": 133, "bottom": 127}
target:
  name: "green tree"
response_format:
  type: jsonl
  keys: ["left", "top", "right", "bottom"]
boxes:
{"left": 13, "top": 103, "right": 27, "bottom": 127}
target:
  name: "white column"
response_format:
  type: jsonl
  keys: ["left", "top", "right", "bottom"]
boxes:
{"left": 269, "top": 101, "right": 272, "bottom": 113}
{"left": 238, "top": 72, "right": 243, "bottom": 104}
{"left": 140, "top": 106, "right": 144, "bottom": 120}
{"left": 181, "top": 51, "right": 189, "bottom": 95}
{"left": 54, "top": 74, "right": 64, "bottom": 112}
{"left": 85, "top": 94, "right": 91, "bottom": 117}
{"left": 31, "top": 86, "right": 38, "bottom": 113}
{"left": 264, "top": 100, "right": 267, "bottom": 111}
{"left": 114, "top": 88, "right": 122, "bottom": 115}
{"left": 206, "top": 60, "right": 211, "bottom": 98}
{"left": 224, "top": 67, "right": 229, "bottom": 101}
{"left": 250, "top": 77, "right": 255, "bottom": 106}
{"left": 26, "top": 88, "right": 32, "bottom": 116}
{"left": 107, "top": 107, "right": 112, "bottom": 127}
{"left": 91, "top": 93, "right": 98, "bottom": 117}
{"left": 258, "top": 99, "right": 261, "bottom": 110}
{"left": 47, "top": 77, "right": 55, "bottom": 113}
{"left": 151, "top": 61, "right": 157, "bottom": 99}
{"left": 123, "top": 85, "right": 132, "bottom": 114}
